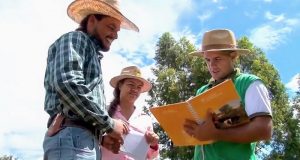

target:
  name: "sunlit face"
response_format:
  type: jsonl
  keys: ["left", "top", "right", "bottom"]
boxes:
{"left": 88, "top": 15, "right": 121, "bottom": 51}
{"left": 203, "top": 51, "right": 236, "bottom": 81}
{"left": 119, "top": 78, "right": 143, "bottom": 104}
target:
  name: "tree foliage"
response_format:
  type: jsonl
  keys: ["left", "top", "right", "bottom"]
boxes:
{"left": 268, "top": 74, "right": 300, "bottom": 160}
{"left": 147, "top": 32, "right": 299, "bottom": 159}
{"left": 0, "top": 155, "right": 17, "bottom": 160}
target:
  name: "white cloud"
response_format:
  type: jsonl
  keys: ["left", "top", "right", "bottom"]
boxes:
{"left": 198, "top": 12, "right": 213, "bottom": 23}
{"left": 249, "top": 11, "right": 299, "bottom": 51}
{"left": 285, "top": 18, "right": 300, "bottom": 26}
{"left": 218, "top": 6, "right": 227, "bottom": 10}
{"left": 264, "top": 0, "right": 272, "bottom": 3}
{"left": 116, "top": 0, "right": 191, "bottom": 60}
{"left": 249, "top": 25, "right": 291, "bottom": 51}
{"left": 265, "top": 11, "right": 285, "bottom": 22}
{"left": 286, "top": 73, "right": 300, "bottom": 93}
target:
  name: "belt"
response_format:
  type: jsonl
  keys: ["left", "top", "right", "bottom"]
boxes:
{"left": 63, "top": 118, "right": 102, "bottom": 141}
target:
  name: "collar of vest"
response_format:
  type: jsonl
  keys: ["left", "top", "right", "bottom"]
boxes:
{"left": 208, "top": 68, "right": 241, "bottom": 87}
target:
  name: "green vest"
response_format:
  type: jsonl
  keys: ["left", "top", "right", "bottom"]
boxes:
{"left": 193, "top": 73, "right": 260, "bottom": 160}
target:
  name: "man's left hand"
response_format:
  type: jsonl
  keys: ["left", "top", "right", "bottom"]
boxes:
{"left": 183, "top": 112, "right": 218, "bottom": 141}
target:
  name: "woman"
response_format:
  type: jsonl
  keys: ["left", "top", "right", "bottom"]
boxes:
{"left": 101, "top": 66, "right": 159, "bottom": 160}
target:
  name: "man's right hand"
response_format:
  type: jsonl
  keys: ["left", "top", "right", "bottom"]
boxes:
{"left": 102, "top": 134, "right": 122, "bottom": 154}
{"left": 107, "top": 119, "right": 129, "bottom": 145}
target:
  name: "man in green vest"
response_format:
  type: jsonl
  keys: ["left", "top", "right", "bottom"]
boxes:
{"left": 183, "top": 29, "right": 273, "bottom": 160}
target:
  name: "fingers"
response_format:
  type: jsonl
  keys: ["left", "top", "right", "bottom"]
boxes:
{"left": 102, "top": 135, "right": 122, "bottom": 154}
{"left": 122, "top": 120, "right": 129, "bottom": 134}
{"left": 145, "top": 131, "right": 159, "bottom": 145}
{"left": 183, "top": 119, "right": 198, "bottom": 138}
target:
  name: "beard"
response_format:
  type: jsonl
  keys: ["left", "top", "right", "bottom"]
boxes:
{"left": 95, "top": 36, "right": 110, "bottom": 52}
{"left": 92, "top": 28, "right": 110, "bottom": 52}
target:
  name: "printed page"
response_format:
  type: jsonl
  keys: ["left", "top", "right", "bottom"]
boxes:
{"left": 188, "top": 79, "right": 249, "bottom": 129}
{"left": 150, "top": 101, "right": 212, "bottom": 146}
{"left": 120, "top": 129, "right": 149, "bottom": 160}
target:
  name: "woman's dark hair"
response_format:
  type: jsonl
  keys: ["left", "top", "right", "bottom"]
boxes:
{"left": 76, "top": 14, "right": 108, "bottom": 32}
{"left": 108, "top": 79, "right": 125, "bottom": 116}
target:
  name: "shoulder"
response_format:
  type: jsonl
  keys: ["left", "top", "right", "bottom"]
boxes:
{"left": 235, "top": 73, "right": 262, "bottom": 90}
{"left": 57, "top": 31, "right": 90, "bottom": 43}
{"left": 196, "top": 84, "right": 210, "bottom": 95}
{"left": 247, "top": 81, "right": 268, "bottom": 94}
{"left": 236, "top": 73, "right": 260, "bottom": 82}
{"left": 50, "top": 31, "right": 93, "bottom": 52}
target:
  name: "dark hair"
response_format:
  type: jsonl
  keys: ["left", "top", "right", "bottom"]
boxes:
{"left": 76, "top": 14, "right": 108, "bottom": 32}
{"left": 108, "top": 79, "right": 125, "bottom": 117}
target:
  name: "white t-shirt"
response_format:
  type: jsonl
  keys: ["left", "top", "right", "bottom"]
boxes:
{"left": 244, "top": 80, "right": 272, "bottom": 119}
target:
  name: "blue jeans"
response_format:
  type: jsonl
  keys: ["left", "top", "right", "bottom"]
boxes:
{"left": 43, "top": 127, "right": 101, "bottom": 160}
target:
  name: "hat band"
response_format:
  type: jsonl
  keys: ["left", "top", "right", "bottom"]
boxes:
{"left": 202, "top": 44, "right": 236, "bottom": 51}
{"left": 121, "top": 71, "right": 141, "bottom": 78}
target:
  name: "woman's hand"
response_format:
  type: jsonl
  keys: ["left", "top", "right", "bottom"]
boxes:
{"left": 144, "top": 130, "right": 159, "bottom": 147}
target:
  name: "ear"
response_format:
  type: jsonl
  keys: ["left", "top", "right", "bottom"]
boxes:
{"left": 230, "top": 52, "right": 238, "bottom": 60}
{"left": 87, "top": 15, "right": 96, "bottom": 33}
{"left": 117, "top": 81, "right": 124, "bottom": 90}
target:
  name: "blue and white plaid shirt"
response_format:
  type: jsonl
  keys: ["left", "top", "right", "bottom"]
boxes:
{"left": 44, "top": 31, "right": 113, "bottom": 133}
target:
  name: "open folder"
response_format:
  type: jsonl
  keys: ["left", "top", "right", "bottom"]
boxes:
{"left": 150, "top": 79, "right": 250, "bottom": 146}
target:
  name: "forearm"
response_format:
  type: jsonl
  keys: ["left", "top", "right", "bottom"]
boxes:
{"left": 214, "top": 116, "right": 272, "bottom": 143}
{"left": 55, "top": 80, "right": 114, "bottom": 131}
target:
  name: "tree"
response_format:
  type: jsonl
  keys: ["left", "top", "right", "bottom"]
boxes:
{"left": 278, "top": 74, "right": 300, "bottom": 159}
{"left": 0, "top": 155, "right": 17, "bottom": 160}
{"left": 147, "top": 32, "right": 295, "bottom": 159}
{"left": 147, "top": 32, "right": 201, "bottom": 159}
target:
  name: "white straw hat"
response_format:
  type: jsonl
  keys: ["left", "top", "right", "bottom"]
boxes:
{"left": 190, "top": 29, "right": 249, "bottom": 56}
{"left": 67, "top": 0, "right": 139, "bottom": 32}
{"left": 110, "top": 66, "right": 152, "bottom": 93}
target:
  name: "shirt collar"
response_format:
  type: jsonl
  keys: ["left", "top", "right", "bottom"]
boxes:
{"left": 208, "top": 68, "right": 241, "bottom": 87}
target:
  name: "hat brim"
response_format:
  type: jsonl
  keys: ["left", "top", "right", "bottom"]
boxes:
{"left": 67, "top": 0, "right": 139, "bottom": 32}
{"left": 110, "top": 75, "right": 152, "bottom": 93}
{"left": 189, "top": 48, "right": 249, "bottom": 57}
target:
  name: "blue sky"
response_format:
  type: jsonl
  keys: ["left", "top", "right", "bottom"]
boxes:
{"left": 0, "top": 0, "right": 299, "bottom": 159}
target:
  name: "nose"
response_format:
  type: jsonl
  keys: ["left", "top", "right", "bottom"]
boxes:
{"left": 209, "top": 59, "right": 217, "bottom": 67}
{"left": 112, "top": 31, "right": 118, "bottom": 40}
{"left": 130, "top": 86, "right": 141, "bottom": 93}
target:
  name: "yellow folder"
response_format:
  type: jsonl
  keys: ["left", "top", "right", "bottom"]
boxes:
{"left": 150, "top": 79, "right": 249, "bottom": 146}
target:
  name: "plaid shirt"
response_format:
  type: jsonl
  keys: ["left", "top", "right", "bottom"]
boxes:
{"left": 44, "top": 31, "right": 113, "bottom": 133}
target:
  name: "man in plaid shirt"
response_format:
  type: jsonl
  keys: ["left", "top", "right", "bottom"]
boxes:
{"left": 43, "top": 0, "right": 139, "bottom": 159}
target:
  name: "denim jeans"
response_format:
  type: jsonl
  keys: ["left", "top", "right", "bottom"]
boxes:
{"left": 43, "top": 127, "right": 101, "bottom": 160}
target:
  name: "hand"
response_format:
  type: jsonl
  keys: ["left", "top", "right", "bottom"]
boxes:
{"left": 144, "top": 128, "right": 159, "bottom": 146}
{"left": 101, "top": 135, "right": 122, "bottom": 154}
{"left": 183, "top": 112, "right": 219, "bottom": 141}
{"left": 107, "top": 119, "right": 129, "bottom": 145}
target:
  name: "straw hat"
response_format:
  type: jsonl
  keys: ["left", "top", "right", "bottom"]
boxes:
{"left": 110, "top": 66, "right": 152, "bottom": 92}
{"left": 189, "top": 29, "right": 249, "bottom": 56}
{"left": 67, "top": 0, "right": 139, "bottom": 32}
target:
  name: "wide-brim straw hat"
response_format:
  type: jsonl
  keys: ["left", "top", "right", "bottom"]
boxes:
{"left": 110, "top": 66, "right": 152, "bottom": 93}
{"left": 67, "top": 0, "right": 139, "bottom": 32}
{"left": 189, "top": 29, "right": 249, "bottom": 57}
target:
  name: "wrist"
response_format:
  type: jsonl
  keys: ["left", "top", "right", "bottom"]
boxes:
{"left": 105, "top": 118, "right": 115, "bottom": 134}
{"left": 150, "top": 144, "right": 159, "bottom": 150}
{"left": 213, "top": 128, "right": 222, "bottom": 141}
